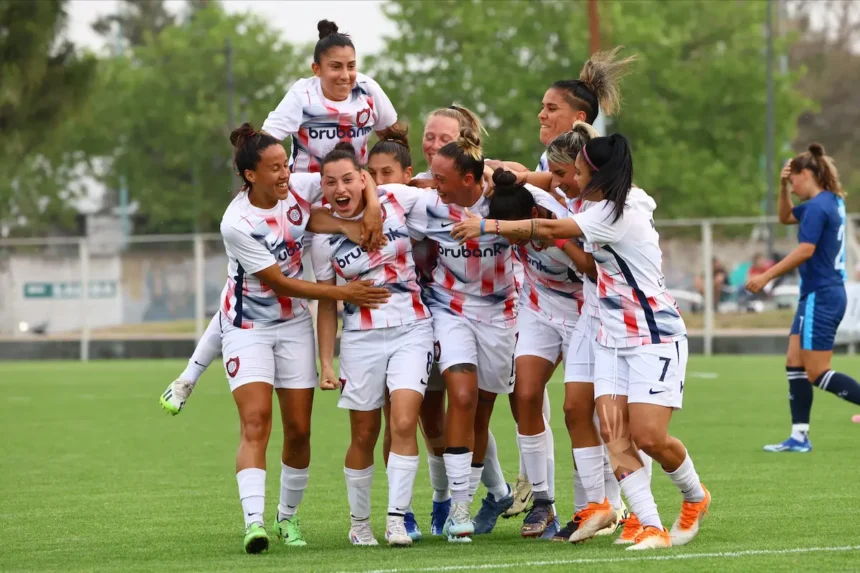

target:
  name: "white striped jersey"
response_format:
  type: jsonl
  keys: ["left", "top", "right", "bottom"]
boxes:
{"left": 262, "top": 73, "right": 397, "bottom": 173}
{"left": 219, "top": 173, "right": 322, "bottom": 328}
{"left": 409, "top": 192, "right": 517, "bottom": 328}
{"left": 571, "top": 188, "right": 686, "bottom": 348}
{"left": 311, "top": 184, "right": 430, "bottom": 331}
{"left": 536, "top": 151, "right": 549, "bottom": 173}
{"left": 517, "top": 196, "right": 583, "bottom": 325}
{"left": 569, "top": 197, "right": 599, "bottom": 319}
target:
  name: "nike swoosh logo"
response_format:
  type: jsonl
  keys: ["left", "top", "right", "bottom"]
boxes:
{"left": 452, "top": 481, "right": 465, "bottom": 486}
{"left": 519, "top": 495, "right": 529, "bottom": 503}
{"left": 420, "top": 379, "right": 427, "bottom": 385}
{"left": 648, "top": 389, "right": 666, "bottom": 395}
{"left": 440, "top": 222, "right": 454, "bottom": 229}
{"left": 194, "top": 360, "right": 206, "bottom": 367}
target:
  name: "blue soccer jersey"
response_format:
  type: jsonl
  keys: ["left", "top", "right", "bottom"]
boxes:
{"left": 793, "top": 191, "right": 847, "bottom": 298}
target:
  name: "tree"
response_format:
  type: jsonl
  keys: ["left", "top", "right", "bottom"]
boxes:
{"left": 0, "top": 0, "right": 97, "bottom": 234}
{"left": 370, "top": 0, "right": 808, "bottom": 218}
{"left": 73, "top": 4, "right": 309, "bottom": 233}
{"left": 91, "top": 0, "right": 176, "bottom": 48}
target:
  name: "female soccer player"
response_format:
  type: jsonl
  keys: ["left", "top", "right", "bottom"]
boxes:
{"left": 159, "top": 19, "right": 391, "bottom": 415}
{"left": 311, "top": 142, "right": 433, "bottom": 548}
{"left": 219, "top": 124, "right": 391, "bottom": 553}
{"left": 751, "top": 144, "right": 860, "bottom": 452}
{"left": 262, "top": 20, "right": 398, "bottom": 172}
{"left": 452, "top": 134, "right": 711, "bottom": 551}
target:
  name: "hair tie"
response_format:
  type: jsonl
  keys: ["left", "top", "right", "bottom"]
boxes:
{"left": 582, "top": 146, "right": 599, "bottom": 171}
{"left": 448, "top": 105, "right": 458, "bottom": 110}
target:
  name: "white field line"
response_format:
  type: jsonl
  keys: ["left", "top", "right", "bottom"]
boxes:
{"left": 688, "top": 371, "right": 720, "bottom": 379}
{"left": 338, "top": 545, "right": 860, "bottom": 573}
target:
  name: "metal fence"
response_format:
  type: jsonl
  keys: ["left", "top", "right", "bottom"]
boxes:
{"left": 2, "top": 214, "right": 859, "bottom": 360}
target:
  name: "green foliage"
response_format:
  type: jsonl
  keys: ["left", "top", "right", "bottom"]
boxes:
{"left": 0, "top": 0, "right": 97, "bottom": 233}
{"left": 370, "top": 0, "right": 809, "bottom": 218}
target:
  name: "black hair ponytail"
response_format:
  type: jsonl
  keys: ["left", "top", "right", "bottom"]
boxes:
{"left": 580, "top": 134, "right": 633, "bottom": 223}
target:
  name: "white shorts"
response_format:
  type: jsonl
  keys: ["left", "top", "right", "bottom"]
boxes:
{"left": 565, "top": 314, "right": 600, "bottom": 383}
{"left": 338, "top": 320, "right": 434, "bottom": 411}
{"left": 514, "top": 307, "right": 575, "bottom": 364}
{"left": 220, "top": 312, "right": 318, "bottom": 392}
{"left": 593, "top": 339, "right": 688, "bottom": 409}
{"left": 432, "top": 312, "right": 516, "bottom": 395}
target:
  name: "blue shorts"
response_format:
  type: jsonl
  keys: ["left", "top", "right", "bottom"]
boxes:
{"left": 790, "top": 286, "right": 846, "bottom": 351}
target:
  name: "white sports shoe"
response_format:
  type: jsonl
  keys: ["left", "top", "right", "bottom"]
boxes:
{"left": 159, "top": 379, "right": 195, "bottom": 415}
{"left": 385, "top": 516, "right": 413, "bottom": 547}
{"left": 349, "top": 521, "right": 379, "bottom": 546}
{"left": 442, "top": 501, "right": 473, "bottom": 542}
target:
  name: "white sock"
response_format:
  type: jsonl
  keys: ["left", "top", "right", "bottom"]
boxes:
{"left": 427, "top": 454, "right": 450, "bottom": 503}
{"left": 573, "top": 468, "right": 587, "bottom": 512}
{"left": 443, "top": 451, "right": 472, "bottom": 503}
{"left": 180, "top": 313, "right": 222, "bottom": 384}
{"left": 344, "top": 465, "right": 374, "bottom": 522}
{"left": 482, "top": 430, "right": 509, "bottom": 499}
{"left": 791, "top": 423, "right": 810, "bottom": 442}
{"left": 665, "top": 452, "right": 705, "bottom": 502}
{"left": 544, "top": 418, "right": 555, "bottom": 501}
{"left": 604, "top": 452, "right": 622, "bottom": 510}
{"left": 387, "top": 453, "right": 419, "bottom": 515}
{"left": 237, "top": 468, "right": 265, "bottom": 528}
{"left": 573, "top": 445, "right": 606, "bottom": 504}
{"left": 518, "top": 431, "right": 549, "bottom": 499}
{"left": 469, "top": 464, "right": 483, "bottom": 501}
{"left": 278, "top": 463, "right": 308, "bottom": 521}
{"left": 619, "top": 467, "right": 662, "bottom": 529}
{"left": 639, "top": 449, "right": 653, "bottom": 481}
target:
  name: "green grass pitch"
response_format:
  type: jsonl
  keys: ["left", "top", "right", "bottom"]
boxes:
{"left": 2, "top": 356, "right": 860, "bottom": 572}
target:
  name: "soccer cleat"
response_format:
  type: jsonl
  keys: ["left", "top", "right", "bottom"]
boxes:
{"left": 473, "top": 486, "right": 514, "bottom": 534}
{"left": 404, "top": 511, "right": 422, "bottom": 541}
{"left": 348, "top": 521, "right": 379, "bottom": 546}
{"left": 626, "top": 525, "right": 672, "bottom": 550}
{"left": 243, "top": 522, "right": 269, "bottom": 554}
{"left": 273, "top": 515, "right": 307, "bottom": 547}
{"left": 763, "top": 436, "right": 812, "bottom": 452}
{"left": 551, "top": 517, "right": 579, "bottom": 542}
{"left": 670, "top": 484, "right": 711, "bottom": 546}
{"left": 385, "top": 515, "right": 413, "bottom": 547}
{"left": 568, "top": 498, "right": 617, "bottom": 543}
{"left": 540, "top": 516, "right": 561, "bottom": 540}
{"left": 596, "top": 500, "right": 629, "bottom": 537}
{"left": 502, "top": 475, "right": 532, "bottom": 518}
{"left": 443, "top": 501, "right": 474, "bottom": 542}
{"left": 521, "top": 499, "right": 555, "bottom": 538}
{"left": 615, "top": 513, "right": 642, "bottom": 545}
{"left": 159, "top": 379, "right": 194, "bottom": 415}
{"left": 430, "top": 498, "right": 451, "bottom": 535}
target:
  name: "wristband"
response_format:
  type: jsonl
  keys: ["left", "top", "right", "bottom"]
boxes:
{"left": 479, "top": 219, "right": 486, "bottom": 235}
{"left": 555, "top": 239, "right": 569, "bottom": 250}
{"left": 494, "top": 220, "right": 501, "bottom": 235}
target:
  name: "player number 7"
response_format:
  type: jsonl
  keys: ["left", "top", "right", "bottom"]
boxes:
{"left": 658, "top": 357, "right": 671, "bottom": 382}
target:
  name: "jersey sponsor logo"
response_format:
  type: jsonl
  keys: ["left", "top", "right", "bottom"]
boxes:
{"left": 274, "top": 238, "right": 304, "bottom": 261}
{"left": 439, "top": 243, "right": 505, "bottom": 259}
{"left": 287, "top": 204, "right": 303, "bottom": 225}
{"left": 356, "top": 107, "right": 371, "bottom": 128}
{"left": 226, "top": 356, "right": 240, "bottom": 378}
{"left": 525, "top": 253, "right": 558, "bottom": 274}
{"left": 335, "top": 228, "right": 405, "bottom": 268}
{"left": 307, "top": 125, "right": 373, "bottom": 140}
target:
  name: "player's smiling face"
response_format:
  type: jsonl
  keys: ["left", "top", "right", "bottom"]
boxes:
{"left": 573, "top": 152, "right": 592, "bottom": 195}
{"left": 430, "top": 154, "right": 468, "bottom": 205}
{"left": 549, "top": 160, "right": 580, "bottom": 199}
{"left": 367, "top": 153, "right": 412, "bottom": 185}
{"left": 245, "top": 144, "right": 290, "bottom": 206}
{"left": 322, "top": 159, "right": 364, "bottom": 217}
{"left": 313, "top": 46, "right": 357, "bottom": 102}
{"left": 539, "top": 88, "right": 587, "bottom": 146}
{"left": 423, "top": 115, "right": 459, "bottom": 166}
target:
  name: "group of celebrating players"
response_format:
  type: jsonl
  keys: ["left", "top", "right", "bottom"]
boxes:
{"left": 158, "top": 17, "right": 860, "bottom": 554}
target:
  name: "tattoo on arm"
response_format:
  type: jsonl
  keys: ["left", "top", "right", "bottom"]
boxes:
{"left": 446, "top": 363, "right": 477, "bottom": 374}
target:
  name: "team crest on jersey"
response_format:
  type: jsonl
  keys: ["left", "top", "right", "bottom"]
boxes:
{"left": 338, "top": 377, "right": 347, "bottom": 392}
{"left": 287, "top": 204, "right": 303, "bottom": 225}
{"left": 433, "top": 340, "right": 441, "bottom": 361}
{"left": 226, "top": 357, "right": 240, "bottom": 378}
{"left": 356, "top": 108, "right": 371, "bottom": 128}
{"left": 380, "top": 205, "right": 387, "bottom": 222}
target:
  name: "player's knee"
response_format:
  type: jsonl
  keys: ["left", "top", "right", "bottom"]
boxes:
{"left": 351, "top": 421, "right": 381, "bottom": 452}
{"left": 447, "top": 386, "right": 478, "bottom": 412}
{"left": 563, "top": 397, "right": 591, "bottom": 428}
{"left": 240, "top": 410, "right": 272, "bottom": 443}
{"left": 515, "top": 382, "right": 543, "bottom": 414}
{"left": 388, "top": 410, "right": 417, "bottom": 440}
{"left": 630, "top": 425, "right": 667, "bottom": 454}
{"left": 283, "top": 418, "right": 312, "bottom": 446}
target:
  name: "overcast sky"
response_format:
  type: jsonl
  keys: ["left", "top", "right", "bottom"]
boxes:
{"left": 67, "top": 0, "right": 396, "bottom": 63}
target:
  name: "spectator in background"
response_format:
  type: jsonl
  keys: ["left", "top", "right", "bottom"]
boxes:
{"left": 695, "top": 257, "right": 728, "bottom": 309}
{"left": 747, "top": 253, "right": 775, "bottom": 282}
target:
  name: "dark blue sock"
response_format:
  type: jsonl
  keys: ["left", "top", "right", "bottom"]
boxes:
{"left": 814, "top": 370, "right": 860, "bottom": 406}
{"left": 787, "top": 366, "right": 813, "bottom": 424}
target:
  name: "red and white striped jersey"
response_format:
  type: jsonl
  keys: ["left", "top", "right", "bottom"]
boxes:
{"left": 219, "top": 173, "right": 322, "bottom": 328}
{"left": 262, "top": 73, "right": 397, "bottom": 173}
{"left": 311, "top": 184, "right": 430, "bottom": 331}
{"left": 517, "top": 198, "right": 583, "bottom": 326}
{"left": 571, "top": 188, "right": 686, "bottom": 348}
{"left": 409, "top": 192, "right": 517, "bottom": 328}
{"left": 569, "top": 196, "right": 599, "bottom": 319}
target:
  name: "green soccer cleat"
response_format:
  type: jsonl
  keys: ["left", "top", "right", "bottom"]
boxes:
{"left": 159, "top": 379, "right": 194, "bottom": 415}
{"left": 274, "top": 515, "right": 307, "bottom": 547}
{"left": 243, "top": 522, "right": 270, "bottom": 554}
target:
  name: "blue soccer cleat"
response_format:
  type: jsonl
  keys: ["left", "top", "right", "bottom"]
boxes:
{"left": 763, "top": 436, "right": 812, "bottom": 452}
{"left": 430, "top": 498, "right": 451, "bottom": 536}
{"left": 404, "top": 511, "right": 422, "bottom": 541}
{"left": 473, "top": 485, "right": 514, "bottom": 535}
{"left": 540, "top": 516, "right": 562, "bottom": 540}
